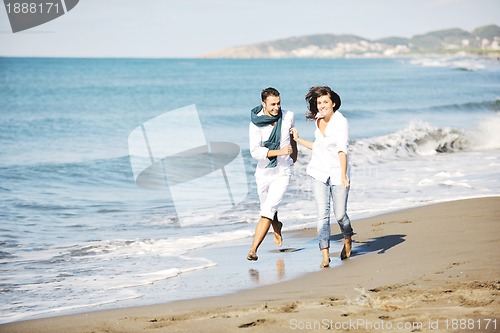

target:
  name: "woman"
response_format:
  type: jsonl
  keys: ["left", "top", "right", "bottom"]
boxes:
{"left": 247, "top": 87, "right": 297, "bottom": 261}
{"left": 291, "top": 85, "right": 353, "bottom": 268}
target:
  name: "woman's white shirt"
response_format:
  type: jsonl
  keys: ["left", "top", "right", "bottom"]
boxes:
{"left": 306, "top": 111, "right": 350, "bottom": 185}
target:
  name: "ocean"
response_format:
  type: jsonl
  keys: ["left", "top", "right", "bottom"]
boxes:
{"left": 1, "top": 57, "right": 499, "bottom": 323}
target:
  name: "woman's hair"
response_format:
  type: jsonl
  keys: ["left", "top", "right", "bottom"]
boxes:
{"left": 261, "top": 87, "right": 280, "bottom": 101}
{"left": 305, "top": 85, "right": 341, "bottom": 120}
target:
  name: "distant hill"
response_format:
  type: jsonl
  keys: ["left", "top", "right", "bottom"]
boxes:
{"left": 200, "top": 25, "right": 500, "bottom": 58}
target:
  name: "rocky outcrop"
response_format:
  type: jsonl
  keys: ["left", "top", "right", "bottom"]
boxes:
{"left": 200, "top": 25, "right": 500, "bottom": 58}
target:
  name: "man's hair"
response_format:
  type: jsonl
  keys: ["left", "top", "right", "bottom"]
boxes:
{"left": 261, "top": 87, "right": 280, "bottom": 101}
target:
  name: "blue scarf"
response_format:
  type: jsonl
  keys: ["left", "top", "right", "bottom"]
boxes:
{"left": 251, "top": 105, "right": 282, "bottom": 168}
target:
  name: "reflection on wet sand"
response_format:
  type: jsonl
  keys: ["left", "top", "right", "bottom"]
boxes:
{"left": 248, "top": 258, "right": 286, "bottom": 284}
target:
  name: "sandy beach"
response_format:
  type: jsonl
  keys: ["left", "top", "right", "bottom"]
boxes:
{"left": 2, "top": 197, "right": 499, "bottom": 333}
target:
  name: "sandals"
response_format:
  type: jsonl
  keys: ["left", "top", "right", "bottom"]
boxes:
{"left": 246, "top": 251, "right": 258, "bottom": 261}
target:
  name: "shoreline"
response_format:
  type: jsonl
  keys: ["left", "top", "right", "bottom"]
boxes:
{"left": 2, "top": 197, "right": 499, "bottom": 333}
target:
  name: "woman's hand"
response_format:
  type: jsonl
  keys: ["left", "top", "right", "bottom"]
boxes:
{"left": 341, "top": 175, "right": 350, "bottom": 189}
{"left": 291, "top": 127, "right": 313, "bottom": 150}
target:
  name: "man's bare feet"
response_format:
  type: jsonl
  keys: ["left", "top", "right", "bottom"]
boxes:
{"left": 247, "top": 251, "right": 258, "bottom": 261}
{"left": 272, "top": 221, "right": 283, "bottom": 247}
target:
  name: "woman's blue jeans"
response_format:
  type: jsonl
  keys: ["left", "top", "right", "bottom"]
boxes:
{"left": 312, "top": 177, "right": 353, "bottom": 250}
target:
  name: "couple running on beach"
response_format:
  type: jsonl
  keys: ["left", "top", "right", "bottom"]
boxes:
{"left": 247, "top": 86, "right": 353, "bottom": 268}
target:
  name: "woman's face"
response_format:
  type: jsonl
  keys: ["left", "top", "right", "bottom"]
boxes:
{"left": 316, "top": 94, "right": 335, "bottom": 118}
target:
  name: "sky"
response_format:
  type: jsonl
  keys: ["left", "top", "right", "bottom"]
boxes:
{"left": 1, "top": 0, "right": 499, "bottom": 58}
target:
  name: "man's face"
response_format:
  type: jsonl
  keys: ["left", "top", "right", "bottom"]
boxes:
{"left": 262, "top": 95, "right": 281, "bottom": 116}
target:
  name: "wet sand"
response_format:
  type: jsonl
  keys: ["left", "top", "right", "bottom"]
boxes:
{"left": 2, "top": 197, "right": 499, "bottom": 333}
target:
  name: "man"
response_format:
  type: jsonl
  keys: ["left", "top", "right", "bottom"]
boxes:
{"left": 247, "top": 87, "right": 297, "bottom": 261}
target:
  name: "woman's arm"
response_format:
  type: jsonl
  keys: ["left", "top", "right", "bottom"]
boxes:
{"left": 335, "top": 117, "right": 349, "bottom": 188}
{"left": 290, "top": 128, "right": 313, "bottom": 150}
{"left": 339, "top": 151, "right": 349, "bottom": 188}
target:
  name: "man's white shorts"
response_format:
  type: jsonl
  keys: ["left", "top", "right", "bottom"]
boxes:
{"left": 255, "top": 171, "right": 291, "bottom": 219}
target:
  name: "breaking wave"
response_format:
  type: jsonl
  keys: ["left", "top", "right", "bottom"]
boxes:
{"left": 351, "top": 115, "right": 500, "bottom": 165}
